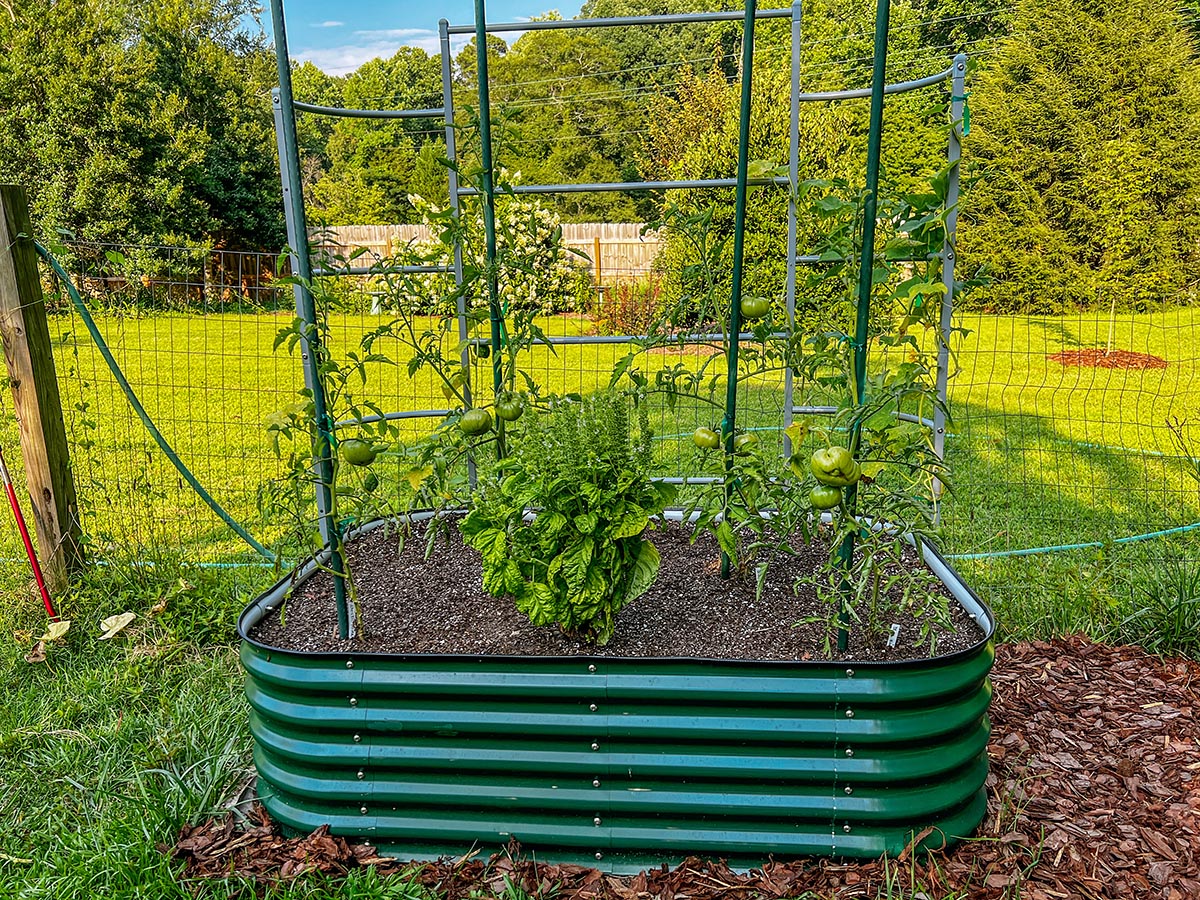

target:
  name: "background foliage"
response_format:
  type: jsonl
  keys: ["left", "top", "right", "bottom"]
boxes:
{"left": 2, "top": 0, "right": 1200, "bottom": 307}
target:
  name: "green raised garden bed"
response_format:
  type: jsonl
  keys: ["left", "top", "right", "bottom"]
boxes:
{"left": 239, "top": 515, "right": 995, "bottom": 872}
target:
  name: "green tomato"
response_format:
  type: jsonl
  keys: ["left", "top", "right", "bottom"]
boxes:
{"left": 340, "top": 438, "right": 378, "bottom": 467}
{"left": 693, "top": 426, "right": 721, "bottom": 450}
{"left": 740, "top": 295, "right": 771, "bottom": 320}
{"left": 459, "top": 408, "right": 493, "bottom": 436}
{"left": 441, "top": 370, "right": 466, "bottom": 402}
{"left": 733, "top": 432, "right": 759, "bottom": 454}
{"left": 809, "top": 484, "right": 842, "bottom": 510}
{"left": 495, "top": 392, "right": 525, "bottom": 422}
{"left": 810, "top": 446, "right": 861, "bottom": 487}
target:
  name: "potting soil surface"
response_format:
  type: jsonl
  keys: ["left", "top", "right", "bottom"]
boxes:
{"left": 250, "top": 519, "right": 984, "bottom": 661}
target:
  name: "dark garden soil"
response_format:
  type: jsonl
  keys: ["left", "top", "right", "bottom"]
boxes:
{"left": 175, "top": 636, "right": 1200, "bottom": 898}
{"left": 249, "top": 519, "right": 984, "bottom": 662}
{"left": 1048, "top": 348, "right": 1168, "bottom": 370}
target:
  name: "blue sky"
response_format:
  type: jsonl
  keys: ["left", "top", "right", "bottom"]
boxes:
{"left": 268, "top": 0, "right": 584, "bottom": 75}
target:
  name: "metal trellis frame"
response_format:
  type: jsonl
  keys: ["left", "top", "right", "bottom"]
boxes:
{"left": 266, "top": 0, "right": 966, "bottom": 637}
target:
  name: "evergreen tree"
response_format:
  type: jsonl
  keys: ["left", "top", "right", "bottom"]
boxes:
{"left": 959, "top": 0, "right": 1200, "bottom": 311}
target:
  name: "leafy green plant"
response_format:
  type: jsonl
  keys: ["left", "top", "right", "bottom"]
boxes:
{"left": 610, "top": 169, "right": 965, "bottom": 655}
{"left": 1118, "top": 550, "right": 1200, "bottom": 658}
{"left": 404, "top": 169, "right": 590, "bottom": 316}
{"left": 460, "top": 392, "right": 676, "bottom": 645}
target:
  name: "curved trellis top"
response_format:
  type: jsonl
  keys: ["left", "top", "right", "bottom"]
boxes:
{"left": 266, "top": 0, "right": 966, "bottom": 639}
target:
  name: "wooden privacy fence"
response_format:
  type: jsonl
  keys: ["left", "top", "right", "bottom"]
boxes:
{"left": 313, "top": 223, "right": 661, "bottom": 282}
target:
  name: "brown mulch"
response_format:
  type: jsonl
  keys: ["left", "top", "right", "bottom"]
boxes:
{"left": 174, "top": 636, "right": 1199, "bottom": 898}
{"left": 1048, "top": 348, "right": 1168, "bottom": 370}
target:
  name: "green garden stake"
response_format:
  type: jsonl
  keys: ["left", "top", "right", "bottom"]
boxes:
{"left": 838, "top": 0, "right": 893, "bottom": 652}
{"left": 720, "top": 0, "right": 757, "bottom": 580}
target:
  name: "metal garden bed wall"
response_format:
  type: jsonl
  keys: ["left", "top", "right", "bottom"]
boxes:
{"left": 239, "top": 517, "right": 995, "bottom": 870}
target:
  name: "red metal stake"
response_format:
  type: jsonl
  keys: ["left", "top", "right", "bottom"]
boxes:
{"left": 0, "top": 445, "right": 60, "bottom": 621}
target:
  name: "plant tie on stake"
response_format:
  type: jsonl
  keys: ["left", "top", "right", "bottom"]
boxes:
{"left": 951, "top": 92, "right": 970, "bottom": 135}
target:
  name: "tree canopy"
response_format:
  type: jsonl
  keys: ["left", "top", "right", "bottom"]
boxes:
{"left": 0, "top": 0, "right": 283, "bottom": 249}
{"left": 3, "top": 0, "right": 1199, "bottom": 311}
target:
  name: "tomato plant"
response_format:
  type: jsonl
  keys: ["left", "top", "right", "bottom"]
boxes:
{"left": 608, "top": 169, "right": 965, "bottom": 654}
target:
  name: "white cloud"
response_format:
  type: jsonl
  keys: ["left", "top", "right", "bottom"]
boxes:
{"left": 295, "top": 30, "right": 471, "bottom": 75}
{"left": 312, "top": 20, "right": 344, "bottom": 28}
{"left": 351, "top": 28, "right": 432, "bottom": 40}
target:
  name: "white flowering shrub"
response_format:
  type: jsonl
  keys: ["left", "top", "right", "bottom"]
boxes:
{"left": 395, "top": 174, "right": 591, "bottom": 316}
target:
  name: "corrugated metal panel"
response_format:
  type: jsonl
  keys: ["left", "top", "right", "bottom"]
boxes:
{"left": 239, "top": 545, "right": 995, "bottom": 871}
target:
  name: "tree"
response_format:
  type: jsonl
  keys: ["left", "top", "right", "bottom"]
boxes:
{"left": 306, "top": 47, "right": 443, "bottom": 225}
{"left": 0, "top": 0, "right": 283, "bottom": 249}
{"left": 485, "top": 17, "right": 640, "bottom": 222}
{"left": 959, "top": 0, "right": 1200, "bottom": 311}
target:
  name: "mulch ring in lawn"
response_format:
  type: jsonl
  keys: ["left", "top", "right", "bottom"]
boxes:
{"left": 1048, "top": 348, "right": 1168, "bottom": 370}
{"left": 174, "top": 636, "right": 1199, "bottom": 899}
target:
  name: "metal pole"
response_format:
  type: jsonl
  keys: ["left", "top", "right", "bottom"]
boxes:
{"left": 933, "top": 53, "right": 966, "bottom": 514}
{"left": 837, "top": 0, "right": 892, "bottom": 652}
{"left": 720, "top": 0, "right": 757, "bottom": 579}
{"left": 269, "top": 0, "right": 350, "bottom": 638}
{"left": 473, "top": 0, "right": 506, "bottom": 458}
{"left": 782, "top": 0, "right": 802, "bottom": 460}
{"left": 445, "top": 6, "right": 793, "bottom": 34}
{"left": 441, "top": 19, "right": 478, "bottom": 489}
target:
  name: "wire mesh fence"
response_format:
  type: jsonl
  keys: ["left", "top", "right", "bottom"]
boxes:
{"left": 2, "top": 237, "right": 1199, "bottom": 640}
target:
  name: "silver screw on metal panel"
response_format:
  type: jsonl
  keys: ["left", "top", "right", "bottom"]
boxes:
{"left": 357, "top": 770, "right": 365, "bottom": 780}
{"left": 845, "top": 668, "right": 854, "bottom": 678}
{"left": 591, "top": 742, "right": 600, "bottom": 751}
{"left": 843, "top": 824, "right": 851, "bottom": 834}
{"left": 353, "top": 734, "right": 361, "bottom": 743}
{"left": 588, "top": 664, "right": 597, "bottom": 673}
{"left": 595, "top": 852, "right": 604, "bottom": 861}
{"left": 589, "top": 703, "right": 598, "bottom": 712}
{"left": 592, "top": 779, "right": 601, "bottom": 788}
{"left": 844, "top": 786, "right": 853, "bottom": 795}
{"left": 360, "top": 806, "right": 368, "bottom": 815}
{"left": 346, "top": 660, "right": 354, "bottom": 669}
{"left": 593, "top": 817, "right": 602, "bottom": 826}
{"left": 845, "top": 748, "right": 854, "bottom": 757}
{"left": 845, "top": 709, "right": 854, "bottom": 718}
{"left": 349, "top": 697, "right": 358, "bottom": 707}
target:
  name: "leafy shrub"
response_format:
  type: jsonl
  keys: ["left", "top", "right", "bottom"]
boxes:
{"left": 590, "top": 275, "right": 665, "bottom": 336}
{"left": 460, "top": 392, "right": 676, "bottom": 645}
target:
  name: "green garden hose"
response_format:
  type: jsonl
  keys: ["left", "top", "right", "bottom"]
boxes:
{"left": 35, "top": 242, "right": 274, "bottom": 561}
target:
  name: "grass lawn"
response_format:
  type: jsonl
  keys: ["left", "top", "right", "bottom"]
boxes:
{"left": 1, "top": 307, "right": 1199, "bottom": 896}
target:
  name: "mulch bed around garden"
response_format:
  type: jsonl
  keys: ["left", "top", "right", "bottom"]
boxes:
{"left": 1048, "top": 348, "right": 1168, "bottom": 370}
{"left": 249, "top": 520, "right": 983, "bottom": 662}
{"left": 175, "top": 636, "right": 1199, "bottom": 899}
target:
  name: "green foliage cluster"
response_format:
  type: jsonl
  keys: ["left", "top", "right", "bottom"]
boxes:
{"left": 403, "top": 185, "right": 593, "bottom": 316}
{"left": 461, "top": 393, "right": 676, "bottom": 645}
{"left": 958, "top": 0, "right": 1200, "bottom": 312}
{"left": 0, "top": 0, "right": 284, "bottom": 250}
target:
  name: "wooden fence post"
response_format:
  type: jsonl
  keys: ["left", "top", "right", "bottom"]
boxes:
{"left": 0, "top": 185, "right": 83, "bottom": 589}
